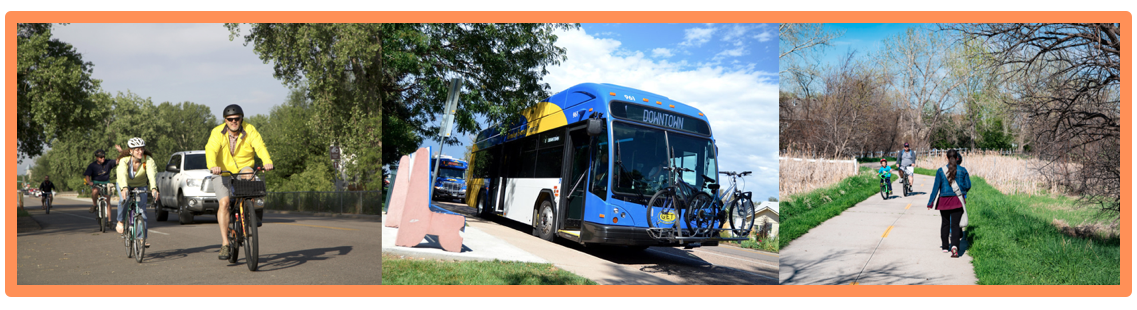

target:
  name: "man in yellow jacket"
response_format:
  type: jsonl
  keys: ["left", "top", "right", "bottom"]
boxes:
{"left": 205, "top": 104, "right": 273, "bottom": 260}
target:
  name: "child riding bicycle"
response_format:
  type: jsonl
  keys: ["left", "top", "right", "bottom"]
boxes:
{"left": 877, "top": 158, "right": 893, "bottom": 196}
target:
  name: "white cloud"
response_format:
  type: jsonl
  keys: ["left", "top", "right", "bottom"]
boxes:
{"left": 722, "top": 24, "right": 750, "bottom": 42}
{"left": 714, "top": 47, "right": 746, "bottom": 60}
{"left": 755, "top": 30, "right": 776, "bottom": 42}
{"left": 680, "top": 26, "right": 716, "bottom": 47}
{"left": 547, "top": 28, "right": 780, "bottom": 199}
{"left": 651, "top": 48, "right": 674, "bottom": 58}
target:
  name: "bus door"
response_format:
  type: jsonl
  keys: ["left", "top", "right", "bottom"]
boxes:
{"left": 560, "top": 126, "right": 590, "bottom": 231}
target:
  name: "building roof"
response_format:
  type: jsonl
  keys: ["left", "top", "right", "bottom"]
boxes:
{"left": 756, "top": 201, "right": 779, "bottom": 214}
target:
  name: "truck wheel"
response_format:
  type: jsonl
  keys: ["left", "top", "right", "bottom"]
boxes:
{"left": 178, "top": 209, "right": 194, "bottom": 225}
{"left": 154, "top": 196, "right": 169, "bottom": 221}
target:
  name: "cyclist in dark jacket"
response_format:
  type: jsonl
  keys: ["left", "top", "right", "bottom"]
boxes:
{"left": 38, "top": 176, "right": 56, "bottom": 203}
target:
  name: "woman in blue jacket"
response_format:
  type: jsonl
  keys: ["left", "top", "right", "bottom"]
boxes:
{"left": 926, "top": 149, "right": 970, "bottom": 258}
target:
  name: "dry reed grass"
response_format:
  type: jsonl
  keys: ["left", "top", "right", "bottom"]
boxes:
{"left": 916, "top": 150, "right": 1079, "bottom": 196}
{"left": 778, "top": 151, "right": 859, "bottom": 198}
{"left": 1051, "top": 218, "right": 1120, "bottom": 239}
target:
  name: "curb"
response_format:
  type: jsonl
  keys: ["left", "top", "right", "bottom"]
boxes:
{"left": 263, "top": 209, "right": 382, "bottom": 221}
{"left": 17, "top": 216, "right": 43, "bottom": 233}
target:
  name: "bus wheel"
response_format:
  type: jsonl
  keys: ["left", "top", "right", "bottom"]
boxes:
{"left": 534, "top": 200, "right": 556, "bottom": 241}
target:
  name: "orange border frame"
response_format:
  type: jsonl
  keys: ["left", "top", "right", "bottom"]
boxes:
{"left": 5, "top": 11, "right": 1131, "bottom": 297}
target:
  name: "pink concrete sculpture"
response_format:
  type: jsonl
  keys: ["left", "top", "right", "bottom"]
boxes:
{"left": 392, "top": 147, "right": 466, "bottom": 252}
{"left": 383, "top": 154, "right": 412, "bottom": 228}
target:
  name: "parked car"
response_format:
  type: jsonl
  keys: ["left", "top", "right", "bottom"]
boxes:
{"left": 155, "top": 150, "right": 264, "bottom": 224}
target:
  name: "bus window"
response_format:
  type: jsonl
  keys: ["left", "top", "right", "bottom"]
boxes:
{"left": 535, "top": 130, "right": 564, "bottom": 178}
{"left": 589, "top": 133, "right": 609, "bottom": 200}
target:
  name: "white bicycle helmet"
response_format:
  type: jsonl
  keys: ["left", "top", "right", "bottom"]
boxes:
{"left": 127, "top": 137, "right": 145, "bottom": 148}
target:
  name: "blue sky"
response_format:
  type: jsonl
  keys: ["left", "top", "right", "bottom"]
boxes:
{"left": 420, "top": 23, "right": 781, "bottom": 200}
{"left": 814, "top": 23, "right": 928, "bottom": 68}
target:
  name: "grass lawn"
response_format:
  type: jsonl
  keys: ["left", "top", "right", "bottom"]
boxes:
{"left": 381, "top": 254, "right": 597, "bottom": 285}
{"left": 17, "top": 207, "right": 31, "bottom": 218}
{"left": 915, "top": 169, "right": 1120, "bottom": 284}
{"left": 779, "top": 167, "right": 888, "bottom": 249}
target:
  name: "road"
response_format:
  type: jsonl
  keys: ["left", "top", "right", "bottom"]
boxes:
{"left": 779, "top": 173, "right": 978, "bottom": 285}
{"left": 433, "top": 200, "right": 778, "bottom": 285}
{"left": 17, "top": 194, "right": 382, "bottom": 285}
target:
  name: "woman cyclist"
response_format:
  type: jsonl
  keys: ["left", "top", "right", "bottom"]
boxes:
{"left": 115, "top": 137, "right": 159, "bottom": 248}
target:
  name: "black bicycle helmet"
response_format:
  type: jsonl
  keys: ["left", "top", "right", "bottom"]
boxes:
{"left": 223, "top": 104, "right": 244, "bottom": 117}
{"left": 94, "top": 149, "right": 106, "bottom": 157}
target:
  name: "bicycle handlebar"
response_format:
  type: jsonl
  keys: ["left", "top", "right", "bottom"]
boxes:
{"left": 216, "top": 166, "right": 267, "bottom": 176}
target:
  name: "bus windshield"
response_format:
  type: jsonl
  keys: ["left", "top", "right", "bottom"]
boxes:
{"left": 438, "top": 167, "right": 465, "bottom": 179}
{"left": 611, "top": 121, "right": 717, "bottom": 198}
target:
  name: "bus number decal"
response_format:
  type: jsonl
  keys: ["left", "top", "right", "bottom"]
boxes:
{"left": 624, "top": 95, "right": 636, "bottom": 101}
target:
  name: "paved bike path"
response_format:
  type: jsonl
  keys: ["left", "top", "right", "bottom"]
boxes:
{"left": 779, "top": 173, "right": 978, "bottom": 285}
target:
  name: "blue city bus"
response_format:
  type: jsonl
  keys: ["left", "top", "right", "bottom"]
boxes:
{"left": 430, "top": 155, "right": 468, "bottom": 202}
{"left": 467, "top": 83, "right": 723, "bottom": 249}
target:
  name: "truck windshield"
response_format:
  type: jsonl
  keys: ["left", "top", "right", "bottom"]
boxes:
{"left": 184, "top": 154, "right": 208, "bottom": 170}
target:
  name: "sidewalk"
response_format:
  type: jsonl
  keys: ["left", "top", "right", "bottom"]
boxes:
{"left": 381, "top": 214, "right": 548, "bottom": 264}
{"left": 779, "top": 173, "right": 978, "bottom": 285}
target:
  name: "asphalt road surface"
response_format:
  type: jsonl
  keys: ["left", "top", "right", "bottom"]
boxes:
{"left": 17, "top": 195, "right": 382, "bottom": 285}
{"left": 433, "top": 200, "right": 778, "bottom": 285}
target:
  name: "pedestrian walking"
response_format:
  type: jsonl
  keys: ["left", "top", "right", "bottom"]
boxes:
{"left": 926, "top": 149, "right": 971, "bottom": 258}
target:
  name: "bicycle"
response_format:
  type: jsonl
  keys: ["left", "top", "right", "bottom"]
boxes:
{"left": 93, "top": 183, "right": 112, "bottom": 233}
{"left": 897, "top": 166, "right": 912, "bottom": 197}
{"left": 121, "top": 188, "right": 148, "bottom": 263}
{"left": 41, "top": 192, "right": 53, "bottom": 214}
{"left": 700, "top": 170, "right": 757, "bottom": 239}
{"left": 879, "top": 173, "right": 892, "bottom": 200}
{"left": 217, "top": 168, "right": 266, "bottom": 271}
{"left": 646, "top": 166, "right": 699, "bottom": 240}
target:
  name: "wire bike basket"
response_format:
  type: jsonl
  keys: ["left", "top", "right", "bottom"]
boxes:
{"left": 230, "top": 179, "right": 266, "bottom": 198}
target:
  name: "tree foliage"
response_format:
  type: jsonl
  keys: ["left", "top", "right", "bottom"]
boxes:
{"left": 224, "top": 23, "right": 578, "bottom": 180}
{"left": 16, "top": 23, "right": 105, "bottom": 159}
{"left": 947, "top": 23, "right": 1121, "bottom": 213}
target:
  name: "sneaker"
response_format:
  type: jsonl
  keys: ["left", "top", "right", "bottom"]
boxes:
{"left": 950, "top": 246, "right": 959, "bottom": 258}
{"left": 218, "top": 245, "right": 230, "bottom": 260}
{"left": 89, "top": 205, "right": 96, "bottom": 213}
{"left": 115, "top": 222, "right": 124, "bottom": 234}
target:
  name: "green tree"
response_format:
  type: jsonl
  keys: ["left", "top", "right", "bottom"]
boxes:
{"left": 17, "top": 23, "right": 106, "bottom": 159}
{"left": 224, "top": 23, "right": 578, "bottom": 188}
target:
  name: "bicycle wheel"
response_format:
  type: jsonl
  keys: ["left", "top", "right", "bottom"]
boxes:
{"left": 134, "top": 214, "right": 145, "bottom": 263}
{"left": 242, "top": 200, "right": 259, "bottom": 271}
{"left": 728, "top": 196, "right": 757, "bottom": 238}
{"left": 684, "top": 192, "right": 716, "bottom": 237}
{"left": 880, "top": 181, "right": 887, "bottom": 200}
{"left": 227, "top": 210, "right": 240, "bottom": 264}
{"left": 98, "top": 200, "right": 107, "bottom": 233}
{"left": 646, "top": 190, "right": 681, "bottom": 230}
{"left": 126, "top": 217, "right": 134, "bottom": 258}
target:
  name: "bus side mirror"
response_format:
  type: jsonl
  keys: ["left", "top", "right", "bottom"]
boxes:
{"left": 587, "top": 118, "right": 605, "bottom": 136}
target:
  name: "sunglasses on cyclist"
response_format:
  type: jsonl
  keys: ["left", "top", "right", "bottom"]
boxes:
{"left": 226, "top": 117, "right": 242, "bottom": 123}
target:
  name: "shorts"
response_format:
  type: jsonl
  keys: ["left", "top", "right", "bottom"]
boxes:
{"left": 211, "top": 167, "right": 255, "bottom": 199}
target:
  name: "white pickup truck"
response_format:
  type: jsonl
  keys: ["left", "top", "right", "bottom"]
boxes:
{"left": 154, "top": 150, "right": 264, "bottom": 224}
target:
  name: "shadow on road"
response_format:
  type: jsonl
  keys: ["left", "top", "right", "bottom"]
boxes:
{"left": 780, "top": 248, "right": 947, "bottom": 285}
{"left": 145, "top": 244, "right": 223, "bottom": 264}
{"left": 250, "top": 246, "right": 354, "bottom": 272}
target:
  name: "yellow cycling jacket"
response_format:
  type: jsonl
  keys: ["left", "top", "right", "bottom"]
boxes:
{"left": 117, "top": 155, "right": 157, "bottom": 190}
{"left": 205, "top": 122, "right": 273, "bottom": 173}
